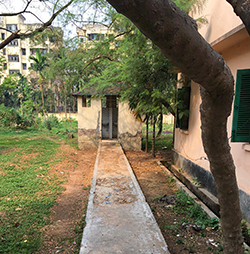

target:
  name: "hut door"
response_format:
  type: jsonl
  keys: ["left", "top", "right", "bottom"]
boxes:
{"left": 102, "top": 96, "right": 118, "bottom": 139}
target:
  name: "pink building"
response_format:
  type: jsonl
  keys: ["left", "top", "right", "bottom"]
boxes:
{"left": 173, "top": 0, "right": 250, "bottom": 222}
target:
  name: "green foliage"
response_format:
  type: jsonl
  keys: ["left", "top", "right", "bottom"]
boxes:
{"left": 44, "top": 115, "right": 59, "bottom": 130}
{"left": 46, "top": 46, "right": 86, "bottom": 113}
{"left": 0, "top": 129, "right": 64, "bottom": 253}
{"left": 207, "top": 217, "right": 220, "bottom": 230}
{"left": 176, "top": 238, "right": 184, "bottom": 244}
{"left": 29, "top": 49, "right": 49, "bottom": 111}
{"left": 75, "top": 14, "right": 177, "bottom": 156}
{"left": 0, "top": 55, "right": 6, "bottom": 79}
{"left": 142, "top": 123, "right": 174, "bottom": 151}
{"left": 0, "top": 74, "right": 18, "bottom": 97}
{"left": 174, "top": 190, "right": 219, "bottom": 228}
{"left": 29, "top": 49, "right": 49, "bottom": 78}
{"left": 173, "top": 0, "right": 197, "bottom": 13}
{"left": 153, "top": 195, "right": 165, "bottom": 202}
{"left": 217, "top": 243, "right": 223, "bottom": 253}
{"left": 172, "top": 0, "right": 208, "bottom": 18}
{"left": 0, "top": 73, "right": 36, "bottom": 116}
{"left": 0, "top": 104, "right": 33, "bottom": 129}
{"left": 169, "top": 176, "right": 174, "bottom": 183}
{"left": 29, "top": 27, "right": 63, "bottom": 48}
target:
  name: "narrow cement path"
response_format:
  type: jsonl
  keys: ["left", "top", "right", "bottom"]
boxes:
{"left": 80, "top": 140, "right": 170, "bottom": 254}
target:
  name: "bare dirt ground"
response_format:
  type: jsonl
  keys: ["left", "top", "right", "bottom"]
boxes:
{"left": 126, "top": 150, "right": 222, "bottom": 254}
{"left": 38, "top": 144, "right": 222, "bottom": 254}
{"left": 38, "top": 144, "right": 96, "bottom": 254}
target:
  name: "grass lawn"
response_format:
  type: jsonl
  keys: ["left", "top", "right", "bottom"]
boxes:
{"left": 0, "top": 120, "right": 78, "bottom": 253}
{"left": 141, "top": 123, "right": 174, "bottom": 152}
{"left": 0, "top": 119, "right": 174, "bottom": 253}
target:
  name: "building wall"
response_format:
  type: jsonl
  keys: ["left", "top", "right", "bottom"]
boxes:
{"left": 76, "top": 23, "right": 110, "bottom": 47}
{"left": 118, "top": 102, "right": 142, "bottom": 151}
{"left": 174, "top": 1, "right": 250, "bottom": 222}
{"left": 194, "top": 0, "right": 242, "bottom": 43}
{"left": 77, "top": 96, "right": 142, "bottom": 150}
{"left": 77, "top": 96, "right": 102, "bottom": 149}
{"left": 174, "top": 81, "right": 209, "bottom": 169}
{"left": 163, "top": 114, "right": 174, "bottom": 125}
{"left": 0, "top": 15, "right": 57, "bottom": 78}
{"left": 224, "top": 37, "right": 250, "bottom": 196}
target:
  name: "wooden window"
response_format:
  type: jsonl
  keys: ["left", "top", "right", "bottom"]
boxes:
{"left": 8, "top": 55, "right": 19, "bottom": 62}
{"left": 176, "top": 86, "right": 191, "bottom": 130}
{"left": 6, "top": 24, "right": 17, "bottom": 32}
{"left": 30, "top": 48, "right": 36, "bottom": 55}
{"left": 22, "top": 63, "right": 27, "bottom": 70}
{"left": 231, "top": 69, "right": 250, "bottom": 142}
{"left": 3, "top": 48, "right": 6, "bottom": 55}
{"left": 9, "top": 70, "right": 19, "bottom": 75}
{"left": 1, "top": 33, "right": 5, "bottom": 40}
{"left": 87, "top": 33, "right": 104, "bottom": 41}
{"left": 106, "top": 95, "right": 117, "bottom": 108}
{"left": 82, "top": 96, "right": 91, "bottom": 107}
{"left": 21, "top": 48, "right": 26, "bottom": 55}
{"left": 8, "top": 40, "right": 18, "bottom": 46}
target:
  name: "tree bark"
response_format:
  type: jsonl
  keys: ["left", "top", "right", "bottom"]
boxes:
{"left": 73, "top": 96, "right": 76, "bottom": 113}
{"left": 0, "top": 0, "right": 74, "bottom": 50}
{"left": 226, "top": 0, "right": 250, "bottom": 35}
{"left": 64, "top": 96, "right": 67, "bottom": 119}
{"left": 105, "top": 0, "right": 244, "bottom": 253}
{"left": 161, "top": 99, "right": 175, "bottom": 117}
{"left": 146, "top": 115, "right": 149, "bottom": 153}
{"left": 39, "top": 78, "right": 45, "bottom": 115}
{"left": 152, "top": 115, "right": 156, "bottom": 157}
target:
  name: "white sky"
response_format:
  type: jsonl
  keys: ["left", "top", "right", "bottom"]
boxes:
{"left": 1, "top": 0, "right": 52, "bottom": 23}
{"left": 0, "top": 0, "right": 89, "bottom": 38}
{"left": 0, "top": 0, "right": 107, "bottom": 39}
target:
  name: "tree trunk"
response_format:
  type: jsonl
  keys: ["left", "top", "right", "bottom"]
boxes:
{"left": 146, "top": 115, "right": 149, "bottom": 153}
{"left": 73, "top": 96, "right": 76, "bottom": 113}
{"left": 152, "top": 115, "right": 156, "bottom": 157}
{"left": 64, "top": 96, "right": 67, "bottom": 119}
{"left": 20, "top": 100, "right": 23, "bottom": 116}
{"left": 200, "top": 86, "right": 243, "bottom": 253}
{"left": 105, "top": 0, "right": 244, "bottom": 253}
{"left": 40, "top": 79, "right": 45, "bottom": 114}
{"left": 226, "top": 0, "right": 250, "bottom": 35}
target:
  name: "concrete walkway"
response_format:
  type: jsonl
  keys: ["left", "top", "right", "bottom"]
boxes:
{"left": 79, "top": 140, "right": 170, "bottom": 254}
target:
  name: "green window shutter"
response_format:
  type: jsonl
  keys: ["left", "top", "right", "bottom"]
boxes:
{"left": 231, "top": 69, "right": 250, "bottom": 142}
{"left": 176, "top": 86, "right": 191, "bottom": 130}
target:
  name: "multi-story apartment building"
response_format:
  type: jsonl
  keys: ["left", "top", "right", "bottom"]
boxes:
{"left": 0, "top": 14, "right": 59, "bottom": 78}
{"left": 76, "top": 23, "right": 110, "bottom": 46}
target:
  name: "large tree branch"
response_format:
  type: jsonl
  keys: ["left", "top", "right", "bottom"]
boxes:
{"left": 106, "top": 0, "right": 232, "bottom": 97}
{"left": 0, "top": 29, "right": 20, "bottom": 48}
{"left": 105, "top": 0, "right": 244, "bottom": 253}
{"left": 161, "top": 100, "right": 175, "bottom": 117}
{"left": 226, "top": 0, "right": 250, "bottom": 35}
{"left": 82, "top": 55, "right": 118, "bottom": 71}
{"left": 0, "top": 0, "right": 74, "bottom": 50}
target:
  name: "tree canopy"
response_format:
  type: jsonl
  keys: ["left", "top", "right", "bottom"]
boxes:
{"left": 2, "top": 1, "right": 250, "bottom": 252}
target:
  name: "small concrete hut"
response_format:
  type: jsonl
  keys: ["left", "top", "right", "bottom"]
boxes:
{"left": 73, "top": 86, "right": 142, "bottom": 150}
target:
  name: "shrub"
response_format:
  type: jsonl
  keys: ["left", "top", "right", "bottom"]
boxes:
{"left": 44, "top": 115, "right": 59, "bottom": 130}
{"left": 0, "top": 104, "right": 33, "bottom": 129}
